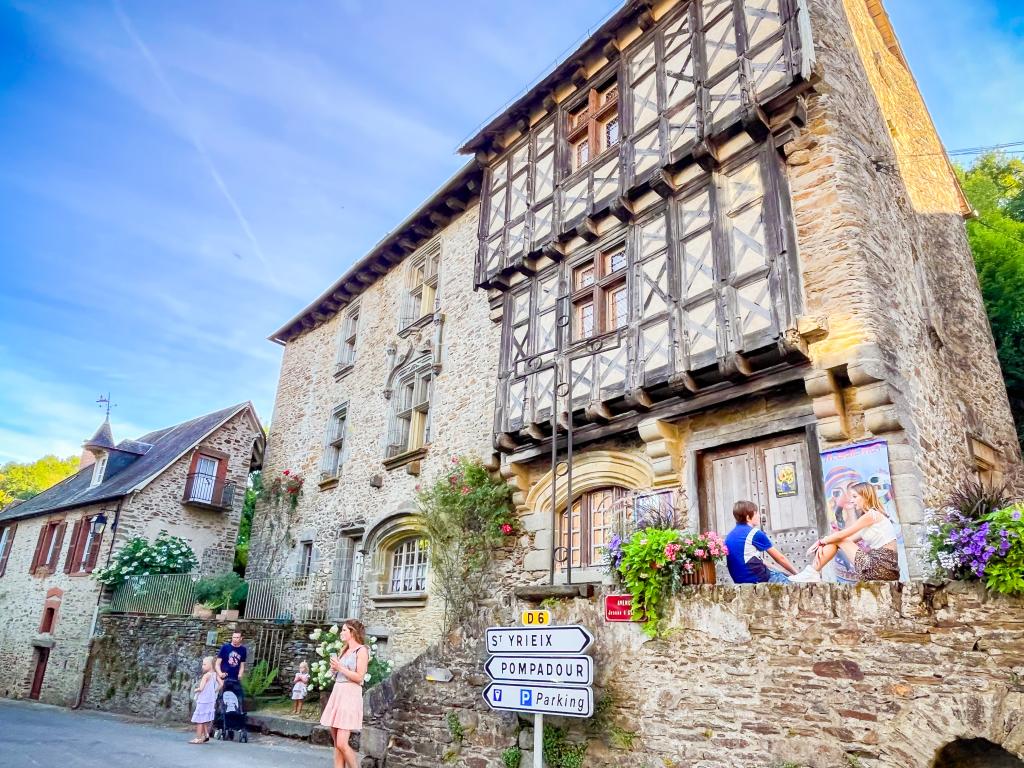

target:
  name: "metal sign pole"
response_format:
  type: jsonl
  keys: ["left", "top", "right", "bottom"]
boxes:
{"left": 535, "top": 712, "right": 544, "bottom": 767}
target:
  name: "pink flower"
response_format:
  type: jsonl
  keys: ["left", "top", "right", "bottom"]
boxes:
{"left": 695, "top": 549, "right": 706, "bottom": 559}
{"left": 684, "top": 561, "right": 694, "bottom": 572}
{"left": 461, "top": 486, "right": 471, "bottom": 495}
{"left": 451, "top": 456, "right": 459, "bottom": 464}
{"left": 414, "top": 484, "right": 421, "bottom": 492}
{"left": 501, "top": 523, "right": 513, "bottom": 535}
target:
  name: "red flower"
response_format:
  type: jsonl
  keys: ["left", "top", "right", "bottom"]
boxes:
{"left": 501, "top": 523, "right": 513, "bottom": 535}
{"left": 283, "top": 470, "right": 290, "bottom": 476}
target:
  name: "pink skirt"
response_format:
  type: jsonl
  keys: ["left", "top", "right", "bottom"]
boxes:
{"left": 320, "top": 681, "right": 363, "bottom": 731}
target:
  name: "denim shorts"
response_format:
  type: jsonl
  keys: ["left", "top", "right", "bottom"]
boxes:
{"left": 767, "top": 570, "right": 790, "bottom": 584}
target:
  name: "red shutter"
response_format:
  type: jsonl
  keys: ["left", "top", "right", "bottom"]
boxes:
{"left": 85, "top": 525, "right": 102, "bottom": 573}
{"left": 64, "top": 521, "right": 83, "bottom": 574}
{"left": 30, "top": 525, "right": 48, "bottom": 573}
{"left": 0, "top": 524, "right": 16, "bottom": 577}
{"left": 48, "top": 522, "right": 66, "bottom": 573}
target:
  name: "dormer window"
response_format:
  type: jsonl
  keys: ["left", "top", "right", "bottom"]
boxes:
{"left": 90, "top": 454, "right": 108, "bottom": 488}
{"left": 568, "top": 82, "right": 619, "bottom": 172}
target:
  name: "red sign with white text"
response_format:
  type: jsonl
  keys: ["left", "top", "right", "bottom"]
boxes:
{"left": 605, "top": 594, "right": 641, "bottom": 622}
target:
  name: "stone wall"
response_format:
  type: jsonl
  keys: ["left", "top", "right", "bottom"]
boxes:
{"left": 249, "top": 205, "right": 502, "bottom": 665}
{"left": 82, "top": 615, "right": 321, "bottom": 720}
{"left": 361, "top": 581, "right": 1024, "bottom": 768}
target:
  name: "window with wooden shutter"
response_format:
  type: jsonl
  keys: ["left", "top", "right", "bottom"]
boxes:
{"left": 64, "top": 520, "right": 83, "bottom": 574}
{"left": 46, "top": 522, "right": 66, "bottom": 573}
{"left": 0, "top": 524, "right": 16, "bottom": 577}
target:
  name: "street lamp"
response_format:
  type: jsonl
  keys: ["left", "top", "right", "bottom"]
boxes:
{"left": 90, "top": 512, "right": 108, "bottom": 537}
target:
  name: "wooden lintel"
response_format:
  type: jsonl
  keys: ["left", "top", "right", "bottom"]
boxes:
{"left": 575, "top": 217, "right": 600, "bottom": 243}
{"left": 444, "top": 196, "right": 467, "bottom": 212}
{"left": 649, "top": 170, "right": 677, "bottom": 199}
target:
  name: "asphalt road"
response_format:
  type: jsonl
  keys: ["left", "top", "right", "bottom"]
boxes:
{"left": 0, "top": 699, "right": 331, "bottom": 767}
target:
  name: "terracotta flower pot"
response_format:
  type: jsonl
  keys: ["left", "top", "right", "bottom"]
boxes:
{"left": 679, "top": 560, "right": 717, "bottom": 585}
{"left": 192, "top": 604, "right": 215, "bottom": 619}
{"left": 216, "top": 609, "right": 240, "bottom": 621}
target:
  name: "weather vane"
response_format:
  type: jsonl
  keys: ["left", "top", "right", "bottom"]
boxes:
{"left": 97, "top": 393, "right": 117, "bottom": 420}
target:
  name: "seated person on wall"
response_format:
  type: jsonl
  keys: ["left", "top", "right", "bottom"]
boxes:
{"left": 789, "top": 481, "right": 900, "bottom": 583}
{"left": 725, "top": 500, "right": 799, "bottom": 584}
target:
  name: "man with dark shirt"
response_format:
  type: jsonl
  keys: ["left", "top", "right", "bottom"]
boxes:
{"left": 216, "top": 630, "right": 248, "bottom": 682}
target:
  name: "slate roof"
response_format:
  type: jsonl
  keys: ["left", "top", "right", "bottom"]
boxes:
{"left": 0, "top": 403, "right": 257, "bottom": 523}
{"left": 84, "top": 419, "right": 116, "bottom": 451}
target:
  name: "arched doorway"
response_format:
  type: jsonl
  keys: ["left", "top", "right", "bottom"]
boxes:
{"left": 933, "top": 738, "right": 1024, "bottom": 768}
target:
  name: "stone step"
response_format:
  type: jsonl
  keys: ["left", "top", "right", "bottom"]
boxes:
{"left": 246, "top": 712, "right": 333, "bottom": 746}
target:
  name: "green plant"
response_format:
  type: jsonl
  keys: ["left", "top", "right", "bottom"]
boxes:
{"left": 947, "top": 478, "right": 1011, "bottom": 520}
{"left": 266, "top": 469, "right": 304, "bottom": 511}
{"left": 501, "top": 746, "right": 522, "bottom": 768}
{"left": 418, "top": 455, "right": 516, "bottom": 630}
{"left": 306, "top": 627, "right": 393, "bottom": 691}
{"left": 981, "top": 505, "right": 1024, "bottom": 595}
{"left": 924, "top": 501, "right": 1024, "bottom": 595}
{"left": 241, "top": 660, "right": 278, "bottom": 698}
{"left": 617, "top": 528, "right": 680, "bottom": 637}
{"left": 194, "top": 572, "right": 248, "bottom": 610}
{"left": 543, "top": 726, "right": 587, "bottom": 768}
{"left": 92, "top": 531, "right": 198, "bottom": 587}
{"left": 446, "top": 711, "right": 464, "bottom": 744}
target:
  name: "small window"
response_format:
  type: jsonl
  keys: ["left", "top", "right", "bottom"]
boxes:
{"left": 558, "top": 487, "right": 626, "bottom": 570}
{"left": 388, "top": 537, "right": 429, "bottom": 594}
{"left": 187, "top": 455, "right": 220, "bottom": 505}
{"left": 386, "top": 364, "right": 432, "bottom": 459}
{"left": 0, "top": 524, "right": 15, "bottom": 578}
{"left": 32, "top": 521, "right": 65, "bottom": 573}
{"left": 297, "top": 541, "right": 314, "bottom": 580}
{"left": 338, "top": 305, "right": 360, "bottom": 369}
{"left": 400, "top": 247, "right": 441, "bottom": 330}
{"left": 90, "top": 454, "right": 107, "bottom": 488}
{"left": 568, "top": 82, "right": 619, "bottom": 171}
{"left": 569, "top": 244, "right": 629, "bottom": 341}
{"left": 320, "top": 404, "right": 349, "bottom": 481}
{"left": 40, "top": 607, "right": 56, "bottom": 634}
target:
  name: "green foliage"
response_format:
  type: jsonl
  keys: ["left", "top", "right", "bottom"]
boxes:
{"left": 542, "top": 726, "right": 587, "bottom": 768}
{"left": 0, "top": 454, "right": 80, "bottom": 508}
{"left": 92, "top": 531, "right": 198, "bottom": 587}
{"left": 194, "top": 572, "right": 248, "bottom": 610}
{"left": 957, "top": 152, "right": 1024, "bottom": 444}
{"left": 446, "top": 711, "right": 464, "bottom": 744}
{"left": 418, "top": 455, "right": 516, "bottom": 629}
{"left": 501, "top": 746, "right": 522, "bottom": 768}
{"left": 241, "top": 660, "right": 278, "bottom": 698}
{"left": 617, "top": 528, "right": 681, "bottom": 637}
{"left": 234, "top": 470, "right": 261, "bottom": 574}
{"left": 982, "top": 504, "right": 1024, "bottom": 596}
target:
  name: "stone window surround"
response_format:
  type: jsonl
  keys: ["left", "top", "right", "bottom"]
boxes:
{"left": 319, "top": 402, "right": 350, "bottom": 490}
{"left": 363, "top": 510, "right": 430, "bottom": 608}
{"left": 37, "top": 588, "right": 62, "bottom": 634}
{"left": 383, "top": 358, "right": 434, "bottom": 471}
{"left": 398, "top": 240, "right": 441, "bottom": 335}
{"left": 334, "top": 303, "right": 361, "bottom": 381}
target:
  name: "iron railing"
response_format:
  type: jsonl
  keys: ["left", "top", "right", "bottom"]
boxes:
{"left": 183, "top": 472, "right": 236, "bottom": 509}
{"left": 108, "top": 572, "right": 198, "bottom": 615}
{"left": 244, "top": 575, "right": 360, "bottom": 623}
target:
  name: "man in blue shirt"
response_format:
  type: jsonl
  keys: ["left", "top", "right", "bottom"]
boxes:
{"left": 725, "top": 501, "right": 798, "bottom": 583}
{"left": 216, "top": 630, "right": 248, "bottom": 682}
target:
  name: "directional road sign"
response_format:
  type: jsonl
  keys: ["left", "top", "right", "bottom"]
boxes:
{"left": 485, "top": 654, "right": 594, "bottom": 686}
{"left": 482, "top": 682, "right": 594, "bottom": 718}
{"left": 485, "top": 624, "right": 594, "bottom": 655}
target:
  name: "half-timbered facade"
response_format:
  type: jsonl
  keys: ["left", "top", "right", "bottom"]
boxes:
{"left": 465, "top": 0, "right": 1020, "bottom": 584}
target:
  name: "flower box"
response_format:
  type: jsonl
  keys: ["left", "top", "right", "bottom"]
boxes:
{"left": 678, "top": 561, "right": 716, "bottom": 586}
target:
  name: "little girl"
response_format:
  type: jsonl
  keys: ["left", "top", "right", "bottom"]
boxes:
{"left": 291, "top": 661, "right": 310, "bottom": 715}
{"left": 190, "top": 656, "right": 218, "bottom": 743}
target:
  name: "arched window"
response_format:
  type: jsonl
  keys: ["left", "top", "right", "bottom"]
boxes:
{"left": 558, "top": 487, "right": 627, "bottom": 570}
{"left": 388, "top": 537, "right": 429, "bottom": 594}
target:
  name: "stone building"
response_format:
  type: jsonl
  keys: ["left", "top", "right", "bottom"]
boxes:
{"left": 251, "top": 0, "right": 1020, "bottom": 666}
{"left": 0, "top": 403, "right": 263, "bottom": 705}
{"left": 249, "top": 166, "right": 498, "bottom": 664}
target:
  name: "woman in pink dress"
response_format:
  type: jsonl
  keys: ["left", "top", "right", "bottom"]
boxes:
{"left": 320, "top": 619, "right": 369, "bottom": 768}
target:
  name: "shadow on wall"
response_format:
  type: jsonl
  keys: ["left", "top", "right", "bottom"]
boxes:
{"left": 933, "top": 739, "right": 1024, "bottom": 768}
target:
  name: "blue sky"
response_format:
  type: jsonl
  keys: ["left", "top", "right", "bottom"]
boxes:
{"left": 0, "top": 1, "right": 1021, "bottom": 463}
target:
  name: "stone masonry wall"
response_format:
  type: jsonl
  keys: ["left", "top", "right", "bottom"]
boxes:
{"left": 249, "top": 205, "right": 501, "bottom": 665}
{"left": 362, "top": 581, "right": 1024, "bottom": 768}
{"left": 83, "top": 615, "right": 321, "bottom": 720}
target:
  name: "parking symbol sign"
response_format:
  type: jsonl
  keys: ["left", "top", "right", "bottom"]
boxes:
{"left": 520, "top": 689, "right": 532, "bottom": 706}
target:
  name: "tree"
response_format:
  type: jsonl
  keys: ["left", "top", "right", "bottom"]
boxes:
{"left": 957, "top": 152, "right": 1024, "bottom": 445}
{"left": 233, "top": 469, "right": 261, "bottom": 575}
{"left": 0, "top": 455, "right": 81, "bottom": 508}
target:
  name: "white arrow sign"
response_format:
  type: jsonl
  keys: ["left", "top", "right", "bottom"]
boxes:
{"left": 485, "top": 625, "right": 594, "bottom": 655}
{"left": 485, "top": 654, "right": 594, "bottom": 686}
{"left": 482, "top": 682, "right": 593, "bottom": 718}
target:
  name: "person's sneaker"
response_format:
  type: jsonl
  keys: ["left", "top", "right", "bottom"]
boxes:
{"left": 789, "top": 565, "right": 822, "bottom": 583}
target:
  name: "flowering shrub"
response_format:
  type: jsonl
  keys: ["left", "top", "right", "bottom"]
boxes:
{"left": 418, "top": 455, "right": 516, "bottom": 629}
{"left": 306, "top": 625, "right": 393, "bottom": 692}
{"left": 267, "top": 469, "right": 304, "bottom": 511}
{"left": 925, "top": 502, "right": 1024, "bottom": 595}
{"left": 614, "top": 527, "right": 728, "bottom": 637}
{"left": 93, "top": 531, "right": 198, "bottom": 587}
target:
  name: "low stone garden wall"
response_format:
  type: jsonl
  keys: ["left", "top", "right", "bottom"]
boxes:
{"left": 361, "top": 582, "right": 1024, "bottom": 768}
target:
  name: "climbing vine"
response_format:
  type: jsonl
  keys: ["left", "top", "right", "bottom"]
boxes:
{"left": 417, "top": 455, "right": 517, "bottom": 630}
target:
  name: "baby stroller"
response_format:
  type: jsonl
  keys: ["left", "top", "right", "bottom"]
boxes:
{"left": 213, "top": 679, "right": 249, "bottom": 743}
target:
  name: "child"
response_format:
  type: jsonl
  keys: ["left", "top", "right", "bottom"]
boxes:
{"left": 291, "top": 661, "right": 310, "bottom": 715}
{"left": 190, "top": 656, "right": 219, "bottom": 743}
{"left": 725, "top": 500, "right": 798, "bottom": 584}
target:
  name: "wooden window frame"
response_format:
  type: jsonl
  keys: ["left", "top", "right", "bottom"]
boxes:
{"left": 399, "top": 247, "right": 441, "bottom": 332}
{"left": 64, "top": 515, "right": 102, "bottom": 576}
{"left": 0, "top": 523, "right": 16, "bottom": 577}
{"left": 558, "top": 487, "right": 627, "bottom": 570}
{"left": 385, "top": 364, "right": 432, "bottom": 461}
{"left": 297, "top": 540, "right": 314, "bottom": 580}
{"left": 387, "top": 537, "right": 429, "bottom": 595}
{"left": 90, "top": 454, "right": 107, "bottom": 488}
{"left": 320, "top": 403, "right": 349, "bottom": 484}
{"left": 31, "top": 520, "right": 66, "bottom": 575}
{"left": 567, "top": 82, "right": 620, "bottom": 173}
{"left": 569, "top": 242, "right": 629, "bottom": 342}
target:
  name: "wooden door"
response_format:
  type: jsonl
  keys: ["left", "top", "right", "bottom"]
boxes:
{"left": 701, "top": 432, "right": 823, "bottom": 574}
{"left": 29, "top": 647, "right": 49, "bottom": 699}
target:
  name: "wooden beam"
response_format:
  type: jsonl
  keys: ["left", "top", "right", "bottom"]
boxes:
{"left": 570, "top": 64, "right": 589, "bottom": 88}
{"left": 428, "top": 211, "right": 450, "bottom": 228}
{"left": 444, "top": 196, "right": 467, "bottom": 212}
{"left": 541, "top": 93, "right": 557, "bottom": 112}
{"left": 649, "top": 170, "right": 678, "bottom": 199}
{"left": 397, "top": 237, "right": 419, "bottom": 252}
{"left": 331, "top": 289, "right": 351, "bottom": 303}
{"left": 412, "top": 223, "right": 433, "bottom": 238}
{"left": 574, "top": 217, "right": 600, "bottom": 243}
{"left": 367, "top": 260, "right": 389, "bottom": 276}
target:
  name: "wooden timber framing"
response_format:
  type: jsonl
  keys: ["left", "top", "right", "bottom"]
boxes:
{"left": 269, "top": 161, "right": 482, "bottom": 344}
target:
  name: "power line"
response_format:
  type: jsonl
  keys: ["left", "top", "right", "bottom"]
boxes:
{"left": 972, "top": 217, "right": 1024, "bottom": 249}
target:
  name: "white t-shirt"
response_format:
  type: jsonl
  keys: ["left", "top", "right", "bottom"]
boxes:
{"left": 858, "top": 509, "right": 897, "bottom": 549}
